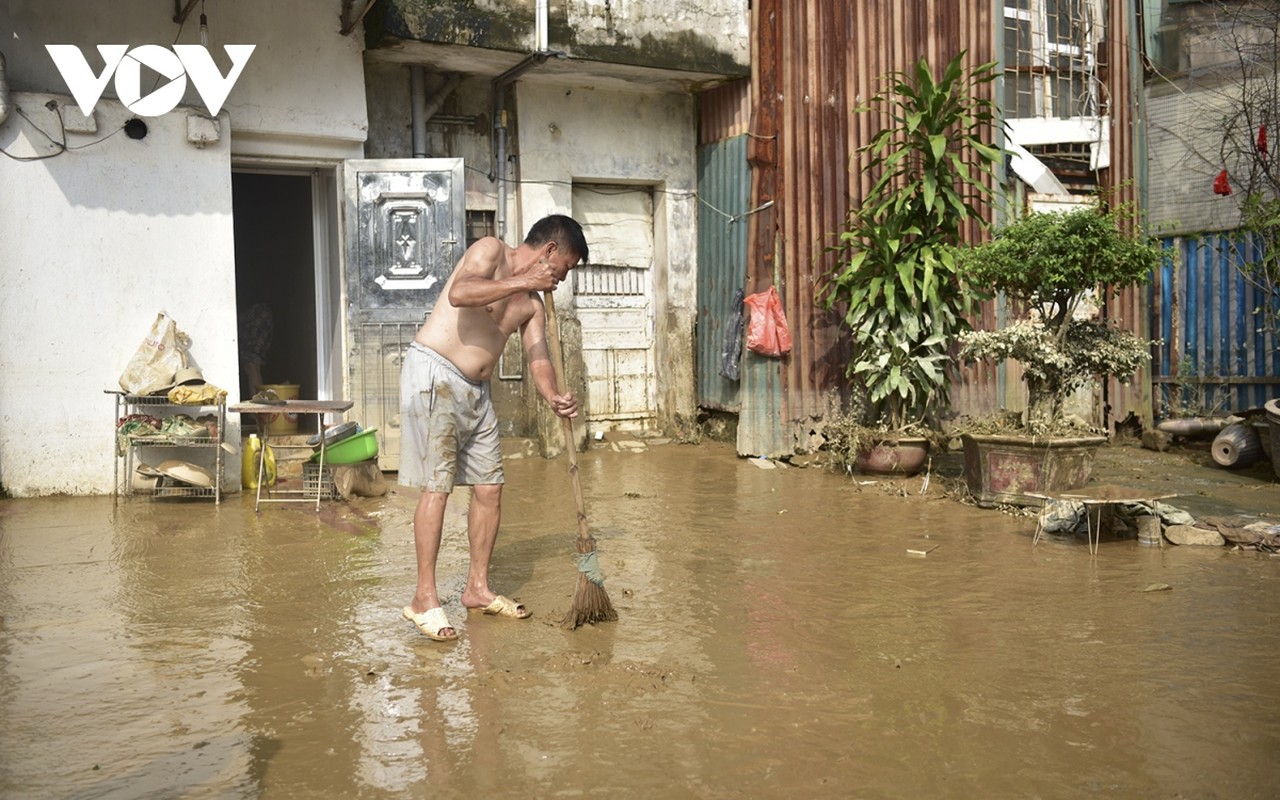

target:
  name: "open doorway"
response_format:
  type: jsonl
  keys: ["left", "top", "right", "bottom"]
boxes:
{"left": 232, "top": 171, "right": 318, "bottom": 432}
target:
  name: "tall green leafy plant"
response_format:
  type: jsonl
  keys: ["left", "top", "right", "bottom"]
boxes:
{"left": 821, "top": 53, "right": 1001, "bottom": 431}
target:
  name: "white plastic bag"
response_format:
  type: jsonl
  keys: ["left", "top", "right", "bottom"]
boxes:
{"left": 118, "top": 312, "right": 191, "bottom": 395}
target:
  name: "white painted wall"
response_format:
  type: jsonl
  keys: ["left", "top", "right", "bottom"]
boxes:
{"left": 0, "top": 1, "right": 368, "bottom": 495}
{"left": 1, "top": 0, "right": 367, "bottom": 157}
{"left": 514, "top": 82, "right": 698, "bottom": 424}
{"left": 0, "top": 94, "right": 237, "bottom": 495}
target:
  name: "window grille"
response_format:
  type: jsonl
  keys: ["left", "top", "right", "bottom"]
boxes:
{"left": 1003, "top": 0, "right": 1103, "bottom": 120}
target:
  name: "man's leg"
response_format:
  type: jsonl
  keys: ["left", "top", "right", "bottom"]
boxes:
{"left": 410, "top": 489, "right": 455, "bottom": 637}
{"left": 460, "top": 483, "right": 502, "bottom": 609}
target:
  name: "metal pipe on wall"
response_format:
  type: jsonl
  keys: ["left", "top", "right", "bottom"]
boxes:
{"left": 0, "top": 52, "right": 10, "bottom": 126}
{"left": 493, "top": 54, "right": 556, "bottom": 239}
{"left": 412, "top": 69, "right": 462, "bottom": 159}
{"left": 492, "top": 0, "right": 560, "bottom": 240}
{"left": 410, "top": 66, "right": 427, "bottom": 157}
{"left": 536, "top": 0, "right": 549, "bottom": 51}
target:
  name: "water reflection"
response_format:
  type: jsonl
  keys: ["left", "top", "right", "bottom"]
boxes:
{"left": 3, "top": 445, "right": 1280, "bottom": 798}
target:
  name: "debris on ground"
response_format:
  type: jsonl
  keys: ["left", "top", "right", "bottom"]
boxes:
{"left": 1035, "top": 500, "right": 1280, "bottom": 551}
{"left": 1163, "top": 524, "right": 1226, "bottom": 546}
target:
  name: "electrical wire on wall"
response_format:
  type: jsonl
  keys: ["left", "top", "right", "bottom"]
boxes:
{"left": 0, "top": 10, "right": 198, "bottom": 161}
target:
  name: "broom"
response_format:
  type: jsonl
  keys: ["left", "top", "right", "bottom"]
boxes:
{"left": 542, "top": 289, "right": 619, "bottom": 629}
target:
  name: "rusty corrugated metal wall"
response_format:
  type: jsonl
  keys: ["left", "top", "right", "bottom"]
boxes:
{"left": 1097, "top": 0, "right": 1150, "bottom": 429}
{"left": 736, "top": 1, "right": 1146, "bottom": 455}
{"left": 740, "top": 0, "right": 995, "bottom": 456}
{"left": 696, "top": 81, "right": 752, "bottom": 411}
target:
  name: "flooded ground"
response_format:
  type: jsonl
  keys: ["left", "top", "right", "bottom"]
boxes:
{"left": 2, "top": 438, "right": 1279, "bottom": 799}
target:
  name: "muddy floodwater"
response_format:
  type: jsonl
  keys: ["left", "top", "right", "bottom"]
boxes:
{"left": 2, "top": 440, "right": 1279, "bottom": 798}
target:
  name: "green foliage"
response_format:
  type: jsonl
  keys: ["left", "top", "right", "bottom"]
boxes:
{"left": 820, "top": 52, "right": 1001, "bottom": 431}
{"left": 956, "top": 205, "right": 1164, "bottom": 331}
{"left": 956, "top": 204, "right": 1164, "bottom": 434}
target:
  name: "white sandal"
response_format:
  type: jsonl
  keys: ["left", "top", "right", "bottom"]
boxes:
{"left": 402, "top": 606, "right": 458, "bottom": 641}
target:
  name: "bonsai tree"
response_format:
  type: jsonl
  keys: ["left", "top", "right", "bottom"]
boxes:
{"left": 955, "top": 204, "right": 1165, "bottom": 435}
{"left": 820, "top": 52, "right": 1001, "bottom": 436}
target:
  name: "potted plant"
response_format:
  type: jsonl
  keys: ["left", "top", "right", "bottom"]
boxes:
{"left": 820, "top": 52, "right": 1001, "bottom": 474}
{"left": 954, "top": 203, "right": 1164, "bottom": 505}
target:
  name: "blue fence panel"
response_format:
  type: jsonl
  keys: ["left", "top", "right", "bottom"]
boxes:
{"left": 1155, "top": 232, "right": 1279, "bottom": 415}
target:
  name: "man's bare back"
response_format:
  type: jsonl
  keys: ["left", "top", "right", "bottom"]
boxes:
{"left": 414, "top": 236, "right": 565, "bottom": 382}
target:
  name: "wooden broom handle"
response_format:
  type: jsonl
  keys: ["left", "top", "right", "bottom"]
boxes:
{"left": 542, "top": 290, "right": 592, "bottom": 542}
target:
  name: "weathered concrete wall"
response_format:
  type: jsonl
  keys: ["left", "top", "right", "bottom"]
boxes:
{"left": 515, "top": 81, "right": 698, "bottom": 432}
{"left": 373, "top": 0, "right": 749, "bottom": 75}
{"left": 362, "top": 64, "right": 498, "bottom": 206}
{"left": 0, "top": 1, "right": 368, "bottom": 495}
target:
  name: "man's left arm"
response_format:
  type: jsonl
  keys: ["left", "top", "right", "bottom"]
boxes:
{"left": 522, "top": 302, "right": 578, "bottom": 419}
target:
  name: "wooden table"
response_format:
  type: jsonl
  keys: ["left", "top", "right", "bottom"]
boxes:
{"left": 229, "top": 399, "right": 354, "bottom": 512}
{"left": 1029, "top": 484, "right": 1179, "bottom": 555}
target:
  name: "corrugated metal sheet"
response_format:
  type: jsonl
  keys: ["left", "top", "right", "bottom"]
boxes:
{"left": 700, "top": 79, "right": 751, "bottom": 144}
{"left": 726, "top": 1, "right": 1146, "bottom": 455}
{"left": 696, "top": 133, "right": 750, "bottom": 411}
{"left": 740, "top": 0, "right": 996, "bottom": 456}
{"left": 1151, "top": 234, "right": 1280, "bottom": 415}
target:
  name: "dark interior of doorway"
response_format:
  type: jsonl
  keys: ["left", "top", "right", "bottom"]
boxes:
{"left": 232, "top": 172, "right": 318, "bottom": 434}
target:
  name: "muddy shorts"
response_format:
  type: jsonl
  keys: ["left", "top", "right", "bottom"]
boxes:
{"left": 398, "top": 342, "right": 504, "bottom": 492}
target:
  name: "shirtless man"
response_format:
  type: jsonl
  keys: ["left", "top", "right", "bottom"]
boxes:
{"left": 400, "top": 214, "right": 588, "bottom": 641}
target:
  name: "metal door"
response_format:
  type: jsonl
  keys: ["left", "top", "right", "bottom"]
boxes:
{"left": 342, "top": 158, "right": 465, "bottom": 471}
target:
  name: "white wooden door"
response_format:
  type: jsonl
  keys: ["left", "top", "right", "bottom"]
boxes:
{"left": 571, "top": 186, "right": 657, "bottom": 430}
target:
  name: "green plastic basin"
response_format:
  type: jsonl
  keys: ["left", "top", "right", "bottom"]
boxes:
{"left": 312, "top": 427, "right": 379, "bottom": 464}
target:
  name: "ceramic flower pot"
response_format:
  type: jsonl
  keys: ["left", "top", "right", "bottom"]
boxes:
{"left": 854, "top": 436, "right": 931, "bottom": 476}
{"left": 961, "top": 432, "right": 1107, "bottom": 507}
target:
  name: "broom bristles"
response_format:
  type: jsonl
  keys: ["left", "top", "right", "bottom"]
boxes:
{"left": 563, "top": 573, "right": 618, "bottom": 629}
{"left": 562, "top": 534, "right": 617, "bottom": 629}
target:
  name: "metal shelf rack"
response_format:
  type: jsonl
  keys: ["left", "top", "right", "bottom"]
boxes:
{"left": 109, "top": 391, "right": 227, "bottom": 503}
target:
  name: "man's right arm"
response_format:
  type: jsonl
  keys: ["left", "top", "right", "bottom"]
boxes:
{"left": 447, "top": 239, "right": 556, "bottom": 308}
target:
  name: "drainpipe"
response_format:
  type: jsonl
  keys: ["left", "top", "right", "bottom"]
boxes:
{"left": 410, "top": 66, "right": 427, "bottom": 157}
{"left": 424, "top": 73, "right": 461, "bottom": 124}
{"left": 535, "top": 0, "right": 549, "bottom": 51}
{"left": 0, "top": 52, "right": 10, "bottom": 126}
{"left": 492, "top": 0, "right": 562, "bottom": 240}
{"left": 492, "top": 55, "right": 548, "bottom": 240}
{"left": 411, "top": 68, "right": 462, "bottom": 158}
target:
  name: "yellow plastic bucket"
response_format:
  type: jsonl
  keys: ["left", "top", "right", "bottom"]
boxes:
{"left": 260, "top": 382, "right": 300, "bottom": 435}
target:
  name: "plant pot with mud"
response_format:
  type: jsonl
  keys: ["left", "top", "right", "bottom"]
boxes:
{"left": 819, "top": 53, "right": 1001, "bottom": 475}
{"left": 823, "top": 411, "right": 938, "bottom": 477}
{"left": 954, "top": 203, "right": 1164, "bottom": 506}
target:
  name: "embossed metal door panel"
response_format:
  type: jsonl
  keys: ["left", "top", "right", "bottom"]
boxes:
{"left": 343, "top": 159, "right": 465, "bottom": 471}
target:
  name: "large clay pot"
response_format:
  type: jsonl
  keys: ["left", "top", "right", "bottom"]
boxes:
{"left": 855, "top": 437, "right": 931, "bottom": 476}
{"left": 961, "top": 432, "right": 1107, "bottom": 507}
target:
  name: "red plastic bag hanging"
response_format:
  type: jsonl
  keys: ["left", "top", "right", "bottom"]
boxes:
{"left": 1213, "top": 169, "right": 1232, "bottom": 196}
{"left": 744, "top": 285, "right": 793, "bottom": 357}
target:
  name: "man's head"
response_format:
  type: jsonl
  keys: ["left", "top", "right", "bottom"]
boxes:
{"left": 525, "top": 215, "right": 589, "bottom": 277}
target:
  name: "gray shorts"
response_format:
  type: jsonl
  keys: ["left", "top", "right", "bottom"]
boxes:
{"left": 398, "top": 342, "right": 504, "bottom": 492}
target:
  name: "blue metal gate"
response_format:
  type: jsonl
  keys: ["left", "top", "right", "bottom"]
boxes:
{"left": 1153, "top": 233, "right": 1280, "bottom": 415}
